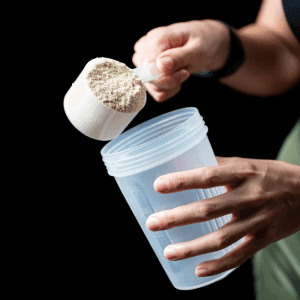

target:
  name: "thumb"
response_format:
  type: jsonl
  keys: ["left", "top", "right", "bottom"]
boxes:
{"left": 156, "top": 41, "right": 199, "bottom": 74}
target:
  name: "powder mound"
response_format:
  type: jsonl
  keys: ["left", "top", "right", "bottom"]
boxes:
{"left": 86, "top": 57, "right": 147, "bottom": 113}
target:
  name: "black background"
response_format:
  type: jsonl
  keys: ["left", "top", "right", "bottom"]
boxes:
{"left": 58, "top": 1, "right": 299, "bottom": 298}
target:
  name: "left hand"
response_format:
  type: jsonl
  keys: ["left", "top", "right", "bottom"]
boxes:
{"left": 146, "top": 156, "right": 300, "bottom": 277}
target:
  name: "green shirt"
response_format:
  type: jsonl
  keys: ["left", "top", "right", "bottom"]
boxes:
{"left": 253, "top": 118, "right": 300, "bottom": 299}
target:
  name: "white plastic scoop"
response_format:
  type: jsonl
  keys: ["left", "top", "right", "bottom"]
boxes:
{"left": 133, "top": 61, "right": 163, "bottom": 84}
{"left": 63, "top": 58, "right": 163, "bottom": 141}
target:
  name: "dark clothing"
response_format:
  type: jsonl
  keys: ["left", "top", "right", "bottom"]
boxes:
{"left": 282, "top": 0, "right": 300, "bottom": 43}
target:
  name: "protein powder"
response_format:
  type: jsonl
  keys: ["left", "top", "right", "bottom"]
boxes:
{"left": 86, "top": 57, "right": 147, "bottom": 113}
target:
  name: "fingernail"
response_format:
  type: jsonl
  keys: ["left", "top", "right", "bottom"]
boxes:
{"left": 195, "top": 268, "right": 208, "bottom": 277}
{"left": 164, "top": 246, "right": 178, "bottom": 260}
{"left": 154, "top": 178, "right": 169, "bottom": 192}
{"left": 160, "top": 57, "right": 173, "bottom": 71}
{"left": 146, "top": 216, "right": 161, "bottom": 230}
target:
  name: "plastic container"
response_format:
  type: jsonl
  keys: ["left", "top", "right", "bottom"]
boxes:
{"left": 100, "top": 107, "right": 244, "bottom": 290}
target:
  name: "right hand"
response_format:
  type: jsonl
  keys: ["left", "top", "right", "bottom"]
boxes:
{"left": 132, "top": 20, "right": 231, "bottom": 102}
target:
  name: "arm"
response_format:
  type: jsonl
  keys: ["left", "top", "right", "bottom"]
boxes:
{"left": 216, "top": 0, "right": 300, "bottom": 96}
{"left": 132, "top": 0, "right": 300, "bottom": 101}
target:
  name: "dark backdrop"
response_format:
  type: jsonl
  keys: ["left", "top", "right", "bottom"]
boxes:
{"left": 59, "top": 1, "right": 299, "bottom": 298}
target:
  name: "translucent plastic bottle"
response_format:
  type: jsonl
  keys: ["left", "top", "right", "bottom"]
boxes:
{"left": 101, "top": 107, "right": 244, "bottom": 290}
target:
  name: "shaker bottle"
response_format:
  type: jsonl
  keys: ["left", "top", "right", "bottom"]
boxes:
{"left": 100, "top": 107, "right": 245, "bottom": 290}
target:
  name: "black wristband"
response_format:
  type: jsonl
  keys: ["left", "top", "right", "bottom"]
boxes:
{"left": 194, "top": 20, "right": 245, "bottom": 79}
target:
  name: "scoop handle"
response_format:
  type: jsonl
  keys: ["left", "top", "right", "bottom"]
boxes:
{"left": 133, "top": 62, "right": 163, "bottom": 84}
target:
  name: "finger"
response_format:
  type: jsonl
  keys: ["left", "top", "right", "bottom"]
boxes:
{"left": 162, "top": 205, "right": 270, "bottom": 261}
{"left": 133, "top": 35, "right": 147, "bottom": 53}
{"left": 194, "top": 236, "right": 256, "bottom": 277}
{"left": 132, "top": 52, "right": 143, "bottom": 68}
{"left": 156, "top": 40, "right": 201, "bottom": 74}
{"left": 154, "top": 163, "right": 247, "bottom": 194}
{"left": 146, "top": 84, "right": 182, "bottom": 103}
{"left": 146, "top": 190, "right": 237, "bottom": 231}
{"left": 132, "top": 56, "right": 189, "bottom": 102}
{"left": 149, "top": 68, "right": 190, "bottom": 89}
{"left": 216, "top": 156, "right": 234, "bottom": 165}
{"left": 147, "top": 182, "right": 268, "bottom": 232}
{"left": 142, "top": 30, "right": 172, "bottom": 66}
{"left": 132, "top": 52, "right": 188, "bottom": 101}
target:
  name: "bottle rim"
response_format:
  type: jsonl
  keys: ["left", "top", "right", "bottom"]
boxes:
{"left": 100, "top": 107, "right": 207, "bottom": 177}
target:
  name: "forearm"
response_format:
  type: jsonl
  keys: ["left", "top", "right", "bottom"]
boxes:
{"left": 217, "top": 23, "right": 300, "bottom": 97}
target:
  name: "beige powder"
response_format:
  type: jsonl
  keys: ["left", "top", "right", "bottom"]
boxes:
{"left": 86, "top": 57, "right": 147, "bottom": 113}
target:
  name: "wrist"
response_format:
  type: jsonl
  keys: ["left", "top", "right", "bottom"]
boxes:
{"left": 204, "top": 19, "right": 231, "bottom": 72}
{"left": 194, "top": 20, "right": 245, "bottom": 79}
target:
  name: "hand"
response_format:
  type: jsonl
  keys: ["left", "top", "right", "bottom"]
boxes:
{"left": 146, "top": 156, "right": 300, "bottom": 277}
{"left": 132, "top": 20, "right": 231, "bottom": 102}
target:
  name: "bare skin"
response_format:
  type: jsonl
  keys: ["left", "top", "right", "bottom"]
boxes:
{"left": 132, "top": 0, "right": 300, "bottom": 277}
{"left": 132, "top": 0, "right": 300, "bottom": 100}
{"left": 147, "top": 156, "right": 300, "bottom": 277}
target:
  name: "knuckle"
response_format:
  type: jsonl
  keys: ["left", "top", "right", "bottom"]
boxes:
{"left": 147, "top": 27, "right": 170, "bottom": 50}
{"left": 244, "top": 161, "right": 255, "bottom": 171}
{"left": 133, "top": 40, "right": 141, "bottom": 52}
{"left": 134, "top": 36, "right": 147, "bottom": 52}
{"left": 215, "top": 233, "right": 231, "bottom": 249}
{"left": 199, "top": 203, "right": 214, "bottom": 219}
{"left": 155, "top": 92, "right": 167, "bottom": 103}
{"left": 203, "top": 168, "right": 219, "bottom": 185}
{"left": 131, "top": 56, "right": 137, "bottom": 66}
{"left": 241, "top": 160, "right": 257, "bottom": 176}
{"left": 255, "top": 188, "right": 265, "bottom": 202}
{"left": 147, "top": 27, "right": 165, "bottom": 39}
{"left": 157, "top": 36, "right": 170, "bottom": 49}
{"left": 164, "top": 210, "right": 177, "bottom": 228}
{"left": 131, "top": 54, "right": 140, "bottom": 67}
{"left": 233, "top": 156, "right": 242, "bottom": 161}
{"left": 251, "top": 186, "right": 267, "bottom": 204}
{"left": 230, "top": 156, "right": 241, "bottom": 163}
